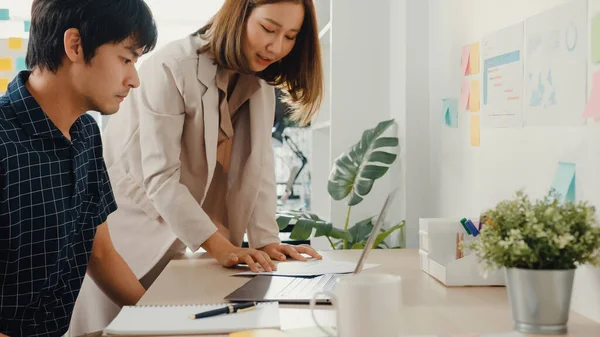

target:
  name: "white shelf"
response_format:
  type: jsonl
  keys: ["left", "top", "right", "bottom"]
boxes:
{"left": 312, "top": 121, "right": 331, "bottom": 131}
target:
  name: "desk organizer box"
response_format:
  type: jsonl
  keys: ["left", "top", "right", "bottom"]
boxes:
{"left": 419, "top": 218, "right": 505, "bottom": 287}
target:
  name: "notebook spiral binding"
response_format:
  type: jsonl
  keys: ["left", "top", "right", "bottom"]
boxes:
{"left": 135, "top": 303, "right": 223, "bottom": 308}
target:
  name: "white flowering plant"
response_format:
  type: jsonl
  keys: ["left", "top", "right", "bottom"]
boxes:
{"left": 471, "top": 190, "right": 600, "bottom": 271}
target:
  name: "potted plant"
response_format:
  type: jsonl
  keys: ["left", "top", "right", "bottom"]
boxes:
{"left": 276, "top": 119, "right": 405, "bottom": 249}
{"left": 471, "top": 190, "right": 600, "bottom": 335}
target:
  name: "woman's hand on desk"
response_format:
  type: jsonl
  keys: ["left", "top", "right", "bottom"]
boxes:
{"left": 219, "top": 247, "right": 277, "bottom": 273}
{"left": 260, "top": 243, "right": 322, "bottom": 262}
{"left": 204, "top": 232, "right": 277, "bottom": 272}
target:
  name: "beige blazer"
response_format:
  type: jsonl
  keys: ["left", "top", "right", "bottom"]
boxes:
{"left": 69, "top": 34, "right": 281, "bottom": 336}
{"left": 102, "top": 34, "right": 281, "bottom": 278}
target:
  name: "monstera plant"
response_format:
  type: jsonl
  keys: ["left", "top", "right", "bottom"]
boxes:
{"left": 276, "top": 119, "right": 404, "bottom": 250}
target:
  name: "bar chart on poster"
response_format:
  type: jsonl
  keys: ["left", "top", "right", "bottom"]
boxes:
{"left": 481, "top": 22, "right": 524, "bottom": 128}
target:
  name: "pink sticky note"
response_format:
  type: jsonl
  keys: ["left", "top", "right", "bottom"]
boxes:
{"left": 461, "top": 46, "right": 470, "bottom": 76}
{"left": 460, "top": 79, "right": 471, "bottom": 110}
{"left": 583, "top": 71, "right": 600, "bottom": 118}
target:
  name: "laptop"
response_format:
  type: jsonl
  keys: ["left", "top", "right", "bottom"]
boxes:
{"left": 224, "top": 189, "right": 397, "bottom": 304}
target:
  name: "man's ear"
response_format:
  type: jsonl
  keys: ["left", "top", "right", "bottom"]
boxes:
{"left": 63, "top": 28, "right": 85, "bottom": 64}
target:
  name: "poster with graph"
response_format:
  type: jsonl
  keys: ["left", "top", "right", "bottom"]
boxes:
{"left": 481, "top": 22, "right": 524, "bottom": 128}
{"left": 0, "top": 37, "right": 28, "bottom": 95}
{"left": 524, "top": 0, "right": 587, "bottom": 126}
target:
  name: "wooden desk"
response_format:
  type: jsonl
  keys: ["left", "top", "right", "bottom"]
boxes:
{"left": 137, "top": 249, "right": 599, "bottom": 337}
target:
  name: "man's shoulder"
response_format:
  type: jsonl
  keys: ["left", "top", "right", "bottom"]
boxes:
{"left": 80, "top": 112, "right": 100, "bottom": 130}
{"left": 0, "top": 98, "right": 18, "bottom": 150}
{"left": 79, "top": 113, "right": 102, "bottom": 142}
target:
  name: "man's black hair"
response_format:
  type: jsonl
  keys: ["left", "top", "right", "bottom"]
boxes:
{"left": 26, "top": 0, "right": 158, "bottom": 73}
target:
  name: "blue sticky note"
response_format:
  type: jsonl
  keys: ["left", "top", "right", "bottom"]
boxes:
{"left": 551, "top": 162, "right": 576, "bottom": 203}
{"left": 0, "top": 9, "right": 9, "bottom": 20}
{"left": 15, "top": 57, "right": 27, "bottom": 71}
{"left": 24, "top": 20, "right": 30, "bottom": 32}
{"left": 442, "top": 98, "right": 459, "bottom": 128}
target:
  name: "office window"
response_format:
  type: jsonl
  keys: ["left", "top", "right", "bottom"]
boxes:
{"left": 0, "top": 0, "right": 313, "bottom": 213}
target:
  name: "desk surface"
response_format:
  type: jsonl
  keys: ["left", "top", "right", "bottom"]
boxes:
{"left": 137, "top": 249, "right": 599, "bottom": 337}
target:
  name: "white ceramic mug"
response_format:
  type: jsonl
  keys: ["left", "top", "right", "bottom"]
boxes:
{"left": 309, "top": 273, "right": 403, "bottom": 337}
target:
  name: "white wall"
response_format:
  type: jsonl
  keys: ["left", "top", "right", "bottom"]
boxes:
{"left": 403, "top": 0, "right": 430, "bottom": 248}
{"left": 430, "top": 0, "right": 600, "bottom": 323}
{"left": 329, "top": 0, "right": 393, "bottom": 236}
{"left": 324, "top": 0, "right": 430, "bottom": 249}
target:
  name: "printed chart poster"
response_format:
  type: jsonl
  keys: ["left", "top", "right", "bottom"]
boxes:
{"left": 524, "top": 0, "right": 587, "bottom": 126}
{"left": 481, "top": 22, "right": 524, "bottom": 128}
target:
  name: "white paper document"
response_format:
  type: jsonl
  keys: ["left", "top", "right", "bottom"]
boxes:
{"left": 234, "top": 260, "right": 379, "bottom": 276}
{"left": 481, "top": 22, "right": 524, "bottom": 128}
{"left": 523, "top": 0, "right": 587, "bottom": 126}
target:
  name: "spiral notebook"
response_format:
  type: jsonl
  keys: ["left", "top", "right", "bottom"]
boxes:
{"left": 103, "top": 302, "right": 280, "bottom": 335}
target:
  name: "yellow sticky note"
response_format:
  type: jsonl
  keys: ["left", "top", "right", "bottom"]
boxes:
{"left": 8, "top": 37, "right": 22, "bottom": 50}
{"left": 470, "top": 114, "right": 480, "bottom": 147}
{"left": 469, "top": 79, "right": 480, "bottom": 112}
{"left": 469, "top": 42, "right": 480, "bottom": 75}
{"left": 0, "top": 78, "right": 9, "bottom": 92}
{"left": 229, "top": 330, "right": 286, "bottom": 337}
{"left": 0, "top": 58, "right": 13, "bottom": 71}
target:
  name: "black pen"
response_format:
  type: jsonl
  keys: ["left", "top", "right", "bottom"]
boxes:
{"left": 188, "top": 302, "right": 257, "bottom": 319}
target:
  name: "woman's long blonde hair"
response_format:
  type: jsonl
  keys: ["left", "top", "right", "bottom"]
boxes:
{"left": 195, "top": 0, "right": 323, "bottom": 126}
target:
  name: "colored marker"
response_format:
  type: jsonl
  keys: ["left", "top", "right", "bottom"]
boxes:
{"left": 460, "top": 218, "right": 472, "bottom": 235}
{"left": 465, "top": 219, "right": 479, "bottom": 237}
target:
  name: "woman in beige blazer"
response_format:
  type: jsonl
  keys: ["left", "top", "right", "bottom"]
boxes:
{"left": 69, "top": 0, "right": 323, "bottom": 335}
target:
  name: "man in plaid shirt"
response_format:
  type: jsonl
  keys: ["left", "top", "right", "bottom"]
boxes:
{"left": 0, "top": 1, "right": 158, "bottom": 336}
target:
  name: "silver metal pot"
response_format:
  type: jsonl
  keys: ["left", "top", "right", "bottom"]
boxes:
{"left": 505, "top": 268, "right": 575, "bottom": 335}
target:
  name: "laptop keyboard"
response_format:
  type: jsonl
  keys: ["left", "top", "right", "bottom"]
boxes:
{"left": 274, "top": 274, "right": 339, "bottom": 299}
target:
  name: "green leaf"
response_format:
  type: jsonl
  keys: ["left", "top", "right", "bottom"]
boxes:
{"left": 374, "top": 137, "right": 399, "bottom": 148}
{"left": 347, "top": 193, "right": 364, "bottom": 206}
{"left": 348, "top": 217, "right": 374, "bottom": 243}
{"left": 276, "top": 215, "right": 294, "bottom": 231}
{"left": 368, "top": 151, "right": 397, "bottom": 165}
{"left": 327, "top": 119, "right": 399, "bottom": 206}
{"left": 355, "top": 179, "right": 374, "bottom": 196}
{"left": 361, "top": 165, "right": 389, "bottom": 180}
{"left": 351, "top": 243, "right": 365, "bottom": 249}
{"left": 314, "top": 221, "right": 333, "bottom": 237}
{"left": 289, "top": 218, "right": 314, "bottom": 240}
{"left": 329, "top": 227, "right": 353, "bottom": 242}
{"left": 372, "top": 222, "right": 405, "bottom": 248}
{"left": 305, "top": 211, "right": 322, "bottom": 221}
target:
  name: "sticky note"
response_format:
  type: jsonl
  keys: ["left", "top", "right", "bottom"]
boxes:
{"left": 469, "top": 79, "right": 480, "bottom": 112}
{"left": 0, "top": 9, "right": 9, "bottom": 20}
{"left": 24, "top": 20, "right": 31, "bottom": 33}
{"left": 470, "top": 42, "right": 480, "bottom": 75}
{"left": 551, "top": 162, "right": 576, "bottom": 203}
{"left": 8, "top": 38, "right": 23, "bottom": 50}
{"left": 461, "top": 45, "right": 470, "bottom": 76}
{"left": 593, "top": 14, "right": 600, "bottom": 64}
{"left": 442, "top": 98, "right": 458, "bottom": 128}
{"left": 15, "top": 57, "right": 26, "bottom": 71}
{"left": 583, "top": 71, "right": 600, "bottom": 118}
{"left": 0, "top": 78, "right": 8, "bottom": 92}
{"left": 0, "top": 58, "right": 13, "bottom": 72}
{"left": 470, "top": 114, "right": 480, "bottom": 146}
{"left": 460, "top": 79, "right": 470, "bottom": 110}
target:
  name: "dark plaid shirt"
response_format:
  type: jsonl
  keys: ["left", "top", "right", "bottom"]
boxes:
{"left": 0, "top": 72, "right": 117, "bottom": 337}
